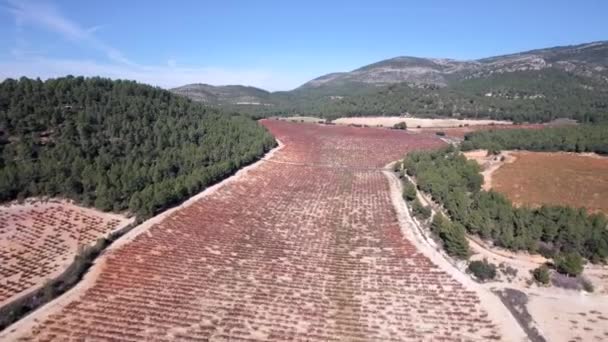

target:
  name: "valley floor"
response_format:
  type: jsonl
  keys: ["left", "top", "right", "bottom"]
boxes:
{"left": 2, "top": 121, "right": 526, "bottom": 341}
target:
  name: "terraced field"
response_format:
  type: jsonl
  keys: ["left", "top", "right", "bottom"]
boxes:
{"left": 3, "top": 120, "right": 514, "bottom": 341}
{"left": 0, "top": 200, "right": 132, "bottom": 308}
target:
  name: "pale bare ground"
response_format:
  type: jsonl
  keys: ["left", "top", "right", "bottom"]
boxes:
{"left": 0, "top": 143, "right": 284, "bottom": 340}
{"left": 525, "top": 288, "right": 608, "bottom": 342}
{"left": 464, "top": 150, "right": 516, "bottom": 191}
{"left": 275, "top": 116, "right": 324, "bottom": 123}
{"left": 0, "top": 198, "right": 133, "bottom": 308}
{"left": 405, "top": 168, "right": 608, "bottom": 341}
{"left": 385, "top": 167, "right": 528, "bottom": 342}
{"left": 333, "top": 116, "right": 512, "bottom": 128}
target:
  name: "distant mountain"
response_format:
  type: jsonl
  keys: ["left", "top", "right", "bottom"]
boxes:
{"left": 299, "top": 41, "right": 608, "bottom": 89}
{"left": 173, "top": 41, "right": 608, "bottom": 123}
{"left": 171, "top": 84, "right": 272, "bottom": 106}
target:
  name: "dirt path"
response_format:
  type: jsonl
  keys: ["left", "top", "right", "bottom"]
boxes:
{"left": 406, "top": 165, "right": 608, "bottom": 342}
{"left": 3, "top": 121, "right": 523, "bottom": 341}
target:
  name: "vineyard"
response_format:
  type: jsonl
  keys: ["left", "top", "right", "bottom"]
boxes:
{"left": 0, "top": 200, "right": 132, "bottom": 307}
{"left": 4, "top": 121, "right": 511, "bottom": 340}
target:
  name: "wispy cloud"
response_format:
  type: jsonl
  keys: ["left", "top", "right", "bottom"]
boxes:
{"left": 0, "top": 57, "right": 299, "bottom": 90}
{"left": 1, "top": 0, "right": 302, "bottom": 90}
{"left": 6, "top": 0, "right": 133, "bottom": 65}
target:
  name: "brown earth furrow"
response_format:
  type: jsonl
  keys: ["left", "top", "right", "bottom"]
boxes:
{"left": 3, "top": 120, "right": 512, "bottom": 341}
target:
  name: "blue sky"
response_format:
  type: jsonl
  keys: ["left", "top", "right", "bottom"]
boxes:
{"left": 1, "top": 0, "right": 607, "bottom": 91}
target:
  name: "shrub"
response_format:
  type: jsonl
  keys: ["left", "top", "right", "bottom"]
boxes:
{"left": 412, "top": 199, "right": 431, "bottom": 220}
{"left": 555, "top": 252, "right": 584, "bottom": 277}
{"left": 432, "top": 214, "right": 470, "bottom": 259}
{"left": 468, "top": 259, "right": 497, "bottom": 281}
{"left": 499, "top": 262, "right": 518, "bottom": 279}
{"left": 393, "top": 121, "right": 407, "bottom": 130}
{"left": 532, "top": 265, "right": 550, "bottom": 285}
{"left": 402, "top": 180, "right": 417, "bottom": 202}
{"left": 435, "top": 131, "right": 446, "bottom": 136}
{"left": 581, "top": 278, "right": 594, "bottom": 292}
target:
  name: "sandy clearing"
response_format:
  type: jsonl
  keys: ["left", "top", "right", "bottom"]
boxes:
{"left": 526, "top": 289, "right": 608, "bottom": 342}
{"left": 464, "top": 150, "right": 516, "bottom": 191}
{"left": 275, "top": 116, "right": 325, "bottom": 123}
{"left": 333, "top": 116, "right": 512, "bottom": 128}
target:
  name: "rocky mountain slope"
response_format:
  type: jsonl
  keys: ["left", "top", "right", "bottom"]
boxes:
{"left": 299, "top": 41, "right": 608, "bottom": 89}
{"left": 173, "top": 41, "right": 608, "bottom": 122}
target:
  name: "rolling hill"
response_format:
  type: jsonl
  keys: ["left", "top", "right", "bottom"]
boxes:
{"left": 0, "top": 77, "right": 276, "bottom": 217}
{"left": 171, "top": 83, "right": 272, "bottom": 106}
{"left": 173, "top": 41, "right": 608, "bottom": 122}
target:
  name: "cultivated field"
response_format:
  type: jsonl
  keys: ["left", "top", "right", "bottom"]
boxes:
{"left": 332, "top": 116, "right": 511, "bottom": 128}
{"left": 1, "top": 121, "right": 524, "bottom": 341}
{"left": 466, "top": 150, "right": 608, "bottom": 214}
{"left": 0, "top": 199, "right": 132, "bottom": 307}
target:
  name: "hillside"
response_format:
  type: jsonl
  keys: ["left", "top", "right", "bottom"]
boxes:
{"left": 299, "top": 41, "right": 608, "bottom": 89}
{"left": 171, "top": 83, "right": 272, "bottom": 106}
{"left": 0, "top": 77, "right": 276, "bottom": 217}
{"left": 174, "top": 41, "right": 608, "bottom": 122}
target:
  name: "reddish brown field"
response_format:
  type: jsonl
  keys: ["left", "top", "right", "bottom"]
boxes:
{"left": 491, "top": 152, "right": 608, "bottom": 214}
{"left": 0, "top": 200, "right": 132, "bottom": 307}
{"left": 5, "top": 121, "right": 504, "bottom": 341}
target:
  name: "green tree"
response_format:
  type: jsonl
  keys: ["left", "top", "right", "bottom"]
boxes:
{"left": 555, "top": 252, "right": 584, "bottom": 277}
{"left": 402, "top": 179, "right": 417, "bottom": 202}
{"left": 532, "top": 265, "right": 550, "bottom": 285}
{"left": 467, "top": 259, "right": 497, "bottom": 281}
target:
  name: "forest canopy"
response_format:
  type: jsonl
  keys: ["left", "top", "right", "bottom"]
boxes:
{"left": 0, "top": 76, "right": 276, "bottom": 217}
{"left": 402, "top": 148, "right": 608, "bottom": 263}
{"left": 461, "top": 124, "right": 608, "bottom": 155}
{"left": 224, "top": 70, "right": 608, "bottom": 123}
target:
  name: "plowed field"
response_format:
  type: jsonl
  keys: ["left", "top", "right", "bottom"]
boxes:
{"left": 491, "top": 151, "right": 608, "bottom": 214}
{"left": 0, "top": 200, "right": 132, "bottom": 308}
{"left": 4, "top": 121, "right": 510, "bottom": 341}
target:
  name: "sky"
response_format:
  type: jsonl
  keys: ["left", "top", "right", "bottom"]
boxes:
{"left": 1, "top": 0, "right": 607, "bottom": 91}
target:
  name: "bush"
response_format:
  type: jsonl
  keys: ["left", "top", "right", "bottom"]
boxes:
{"left": 412, "top": 199, "right": 431, "bottom": 220}
{"left": 581, "top": 278, "right": 594, "bottom": 292}
{"left": 555, "top": 252, "right": 584, "bottom": 277}
{"left": 499, "top": 262, "right": 518, "bottom": 279}
{"left": 468, "top": 259, "right": 497, "bottom": 281}
{"left": 402, "top": 180, "right": 417, "bottom": 202}
{"left": 532, "top": 265, "right": 550, "bottom": 285}
{"left": 435, "top": 131, "right": 446, "bottom": 136}
{"left": 432, "top": 214, "right": 470, "bottom": 259}
{"left": 551, "top": 272, "right": 581, "bottom": 290}
{"left": 393, "top": 121, "right": 407, "bottom": 130}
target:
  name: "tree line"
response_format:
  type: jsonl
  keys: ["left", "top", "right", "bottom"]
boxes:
{"left": 0, "top": 76, "right": 276, "bottom": 218}
{"left": 228, "top": 69, "right": 608, "bottom": 123}
{"left": 461, "top": 124, "right": 608, "bottom": 155}
{"left": 401, "top": 148, "right": 608, "bottom": 264}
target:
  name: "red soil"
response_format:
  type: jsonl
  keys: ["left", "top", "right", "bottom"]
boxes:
{"left": 0, "top": 200, "right": 130, "bottom": 307}
{"left": 13, "top": 121, "right": 502, "bottom": 340}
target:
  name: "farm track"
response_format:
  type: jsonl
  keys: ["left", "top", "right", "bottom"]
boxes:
{"left": 4, "top": 121, "right": 511, "bottom": 341}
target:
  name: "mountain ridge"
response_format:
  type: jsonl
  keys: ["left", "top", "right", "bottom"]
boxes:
{"left": 171, "top": 40, "right": 608, "bottom": 123}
